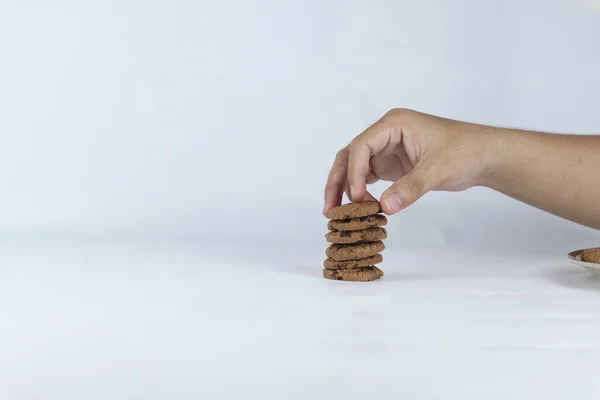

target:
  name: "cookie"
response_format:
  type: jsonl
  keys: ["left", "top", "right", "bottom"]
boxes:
{"left": 582, "top": 248, "right": 600, "bottom": 264}
{"left": 323, "top": 266, "right": 384, "bottom": 282}
{"left": 326, "top": 241, "right": 385, "bottom": 261}
{"left": 325, "top": 227, "right": 387, "bottom": 244}
{"left": 326, "top": 201, "right": 382, "bottom": 221}
{"left": 323, "top": 254, "right": 383, "bottom": 270}
{"left": 328, "top": 214, "right": 387, "bottom": 231}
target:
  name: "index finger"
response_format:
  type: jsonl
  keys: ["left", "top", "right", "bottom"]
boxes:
{"left": 323, "top": 146, "right": 349, "bottom": 216}
{"left": 347, "top": 119, "right": 395, "bottom": 202}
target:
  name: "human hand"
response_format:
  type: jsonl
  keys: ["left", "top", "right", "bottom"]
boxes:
{"left": 323, "top": 109, "right": 495, "bottom": 216}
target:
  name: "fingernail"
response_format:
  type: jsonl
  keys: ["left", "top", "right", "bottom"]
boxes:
{"left": 350, "top": 184, "right": 356, "bottom": 201}
{"left": 383, "top": 194, "right": 402, "bottom": 213}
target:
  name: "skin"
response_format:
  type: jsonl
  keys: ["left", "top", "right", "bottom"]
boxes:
{"left": 324, "top": 108, "right": 600, "bottom": 230}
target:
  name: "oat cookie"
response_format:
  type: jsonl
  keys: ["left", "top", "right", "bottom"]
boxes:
{"left": 326, "top": 201, "right": 382, "bottom": 220}
{"left": 325, "top": 241, "right": 385, "bottom": 261}
{"left": 582, "top": 248, "right": 600, "bottom": 264}
{"left": 328, "top": 214, "right": 387, "bottom": 231}
{"left": 325, "top": 227, "right": 387, "bottom": 244}
{"left": 323, "top": 266, "right": 384, "bottom": 282}
{"left": 323, "top": 254, "right": 383, "bottom": 270}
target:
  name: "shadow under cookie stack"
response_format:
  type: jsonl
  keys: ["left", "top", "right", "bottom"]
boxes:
{"left": 323, "top": 201, "right": 386, "bottom": 282}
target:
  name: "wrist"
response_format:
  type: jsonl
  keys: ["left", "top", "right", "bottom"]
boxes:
{"left": 473, "top": 125, "right": 515, "bottom": 189}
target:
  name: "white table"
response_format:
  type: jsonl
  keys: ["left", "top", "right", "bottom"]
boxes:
{"left": 1, "top": 238, "right": 599, "bottom": 399}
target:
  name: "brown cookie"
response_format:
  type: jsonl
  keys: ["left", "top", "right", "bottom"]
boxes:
{"left": 323, "top": 266, "right": 384, "bottom": 282}
{"left": 326, "top": 241, "right": 385, "bottom": 261}
{"left": 582, "top": 248, "right": 600, "bottom": 264}
{"left": 323, "top": 254, "right": 383, "bottom": 270}
{"left": 326, "top": 201, "right": 382, "bottom": 221}
{"left": 328, "top": 214, "right": 387, "bottom": 231}
{"left": 325, "top": 227, "right": 387, "bottom": 244}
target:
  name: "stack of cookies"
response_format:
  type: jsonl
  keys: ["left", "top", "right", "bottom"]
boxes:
{"left": 323, "top": 201, "right": 387, "bottom": 282}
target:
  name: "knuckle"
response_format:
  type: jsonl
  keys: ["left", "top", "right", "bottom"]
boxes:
{"left": 385, "top": 107, "right": 413, "bottom": 121}
{"left": 335, "top": 148, "right": 348, "bottom": 161}
{"left": 384, "top": 108, "right": 401, "bottom": 117}
{"left": 349, "top": 136, "right": 361, "bottom": 148}
{"left": 350, "top": 133, "right": 370, "bottom": 151}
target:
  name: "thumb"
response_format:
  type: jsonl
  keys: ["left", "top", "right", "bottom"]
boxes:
{"left": 380, "top": 164, "right": 438, "bottom": 215}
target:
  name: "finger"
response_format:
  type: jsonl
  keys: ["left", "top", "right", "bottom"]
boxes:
{"left": 380, "top": 162, "right": 439, "bottom": 214}
{"left": 363, "top": 190, "right": 377, "bottom": 201}
{"left": 366, "top": 171, "right": 379, "bottom": 184}
{"left": 346, "top": 186, "right": 377, "bottom": 202}
{"left": 324, "top": 147, "right": 349, "bottom": 215}
{"left": 348, "top": 122, "right": 401, "bottom": 202}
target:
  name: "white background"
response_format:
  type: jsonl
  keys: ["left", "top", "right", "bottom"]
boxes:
{"left": 1, "top": 1, "right": 600, "bottom": 399}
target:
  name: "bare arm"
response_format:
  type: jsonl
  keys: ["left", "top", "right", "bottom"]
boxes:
{"left": 324, "top": 109, "right": 600, "bottom": 230}
{"left": 482, "top": 129, "right": 600, "bottom": 229}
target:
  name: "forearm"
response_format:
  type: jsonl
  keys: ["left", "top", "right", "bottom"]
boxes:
{"left": 480, "top": 127, "right": 600, "bottom": 229}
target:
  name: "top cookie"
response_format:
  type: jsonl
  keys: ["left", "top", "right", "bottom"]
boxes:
{"left": 326, "top": 201, "right": 382, "bottom": 220}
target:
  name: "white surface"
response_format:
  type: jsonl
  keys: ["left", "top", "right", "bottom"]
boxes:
{"left": 2, "top": 238, "right": 600, "bottom": 399}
